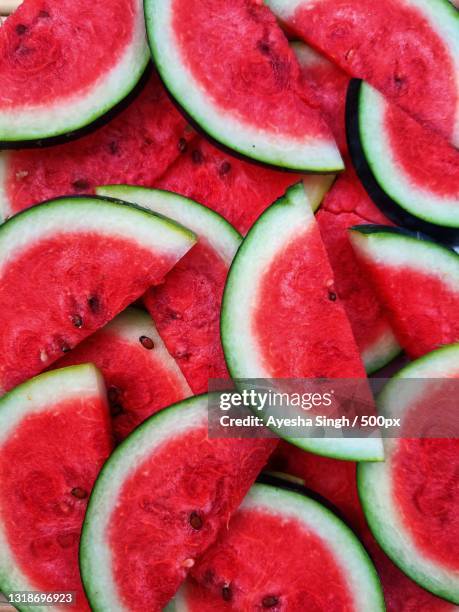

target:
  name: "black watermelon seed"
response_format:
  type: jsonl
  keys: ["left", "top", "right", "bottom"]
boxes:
{"left": 71, "top": 487, "right": 88, "bottom": 499}
{"left": 189, "top": 511, "right": 203, "bottom": 531}
{"left": 262, "top": 596, "right": 279, "bottom": 608}
{"left": 16, "top": 24, "right": 27, "bottom": 35}
{"left": 61, "top": 343, "right": 71, "bottom": 354}
{"left": 72, "top": 179, "right": 90, "bottom": 191}
{"left": 87, "top": 295, "right": 101, "bottom": 313}
{"left": 219, "top": 161, "right": 232, "bottom": 176}
{"left": 328, "top": 291, "right": 337, "bottom": 301}
{"left": 222, "top": 585, "right": 232, "bottom": 602}
{"left": 192, "top": 149, "right": 203, "bottom": 164}
{"left": 139, "top": 335, "right": 154, "bottom": 350}
{"left": 71, "top": 314, "right": 83, "bottom": 328}
{"left": 178, "top": 138, "right": 188, "bottom": 153}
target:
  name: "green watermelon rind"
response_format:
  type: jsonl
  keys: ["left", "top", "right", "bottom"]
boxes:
{"left": 170, "top": 483, "right": 385, "bottom": 611}
{"left": 0, "top": 7, "right": 150, "bottom": 145}
{"left": 361, "top": 328, "right": 401, "bottom": 375}
{"left": 79, "top": 394, "right": 210, "bottom": 612}
{"left": 221, "top": 182, "right": 384, "bottom": 461}
{"left": 143, "top": 0, "right": 344, "bottom": 173}
{"left": 0, "top": 364, "right": 106, "bottom": 612}
{"left": 95, "top": 185, "right": 243, "bottom": 265}
{"left": 358, "top": 343, "right": 459, "bottom": 604}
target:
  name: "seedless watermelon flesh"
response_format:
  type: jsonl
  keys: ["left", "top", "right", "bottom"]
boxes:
{"left": 80, "top": 395, "right": 277, "bottom": 611}
{"left": 55, "top": 308, "right": 191, "bottom": 441}
{"left": 145, "top": 0, "right": 343, "bottom": 171}
{"left": 266, "top": 0, "right": 459, "bottom": 146}
{"left": 0, "top": 195, "right": 195, "bottom": 391}
{"left": 172, "top": 484, "right": 384, "bottom": 610}
{"left": 0, "top": 0, "right": 149, "bottom": 144}
{"left": 358, "top": 344, "right": 459, "bottom": 603}
{"left": 0, "top": 364, "right": 112, "bottom": 612}
{"left": 349, "top": 226, "right": 459, "bottom": 358}
{"left": 96, "top": 185, "right": 242, "bottom": 393}
{"left": 0, "top": 72, "right": 192, "bottom": 220}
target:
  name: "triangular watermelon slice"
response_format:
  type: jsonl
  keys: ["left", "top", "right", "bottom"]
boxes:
{"left": 349, "top": 225, "right": 459, "bottom": 358}
{"left": 266, "top": 0, "right": 459, "bottom": 146}
{"left": 55, "top": 307, "right": 191, "bottom": 441}
{"left": 80, "top": 394, "right": 277, "bottom": 610}
{"left": 0, "top": 195, "right": 196, "bottom": 391}
{"left": 0, "top": 71, "right": 192, "bottom": 221}
{"left": 0, "top": 364, "right": 113, "bottom": 611}
{"left": 171, "top": 483, "right": 384, "bottom": 610}
{"left": 144, "top": 0, "right": 343, "bottom": 172}
{"left": 221, "top": 183, "right": 383, "bottom": 461}
{"left": 0, "top": 0, "right": 149, "bottom": 145}
{"left": 96, "top": 185, "right": 242, "bottom": 393}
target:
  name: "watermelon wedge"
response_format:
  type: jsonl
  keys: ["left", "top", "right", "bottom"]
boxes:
{"left": 0, "top": 364, "right": 112, "bottom": 611}
{"left": 0, "top": 195, "right": 195, "bottom": 392}
{"left": 0, "top": 0, "right": 149, "bottom": 145}
{"left": 0, "top": 71, "right": 192, "bottom": 221}
{"left": 172, "top": 483, "right": 384, "bottom": 610}
{"left": 347, "top": 80, "right": 459, "bottom": 242}
{"left": 55, "top": 307, "right": 191, "bottom": 442}
{"left": 221, "top": 182, "right": 383, "bottom": 460}
{"left": 96, "top": 185, "right": 242, "bottom": 393}
{"left": 80, "top": 394, "right": 277, "bottom": 611}
{"left": 358, "top": 344, "right": 459, "bottom": 603}
{"left": 266, "top": 0, "right": 459, "bottom": 146}
{"left": 144, "top": 0, "right": 343, "bottom": 171}
{"left": 349, "top": 225, "right": 459, "bottom": 358}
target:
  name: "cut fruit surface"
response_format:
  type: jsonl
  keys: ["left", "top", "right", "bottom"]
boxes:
{"left": 266, "top": 0, "right": 459, "bottom": 146}
{"left": 80, "top": 394, "right": 277, "bottom": 611}
{"left": 55, "top": 307, "right": 191, "bottom": 441}
{"left": 96, "top": 185, "right": 242, "bottom": 393}
{"left": 349, "top": 225, "right": 459, "bottom": 358}
{"left": 0, "top": 195, "right": 196, "bottom": 391}
{"left": 347, "top": 80, "right": 459, "bottom": 241}
{"left": 144, "top": 0, "right": 343, "bottom": 171}
{"left": 221, "top": 182, "right": 383, "bottom": 460}
{"left": 0, "top": 364, "right": 112, "bottom": 612}
{"left": 0, "top": 71, "right": 192, "bottom": 221}
{"left": 173, "top": 483, "right": 384, "bottom": 611}
{"left": 358, "top": 344, "right": 459, "bottom": 603}
{"left": 0, "top": 0, "right": 149, "bottom": 144}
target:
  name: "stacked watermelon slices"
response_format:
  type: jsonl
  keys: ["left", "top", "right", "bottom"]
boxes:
{"left": 0, "top": 0, "right": 457, "bottom": 610}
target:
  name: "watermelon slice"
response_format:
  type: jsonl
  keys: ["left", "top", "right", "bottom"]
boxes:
{"left": 55, "top": 307, "right": 191, "bottom": 442}
{"left": 349, "top": 225, "right": 459, "bottom": 359}
{"left": 0, "top": 0, "right": 149, "bottom": 145}
{"left": 80, "top": 394, "right": 277, "bottom": 610}
{"left": 266, "top": 0, "right": 459, "bottom": 146}
{"left": 221, "top": 182, "right": 383, "bottom": 461}
{"left": 0, "top": 364, "right": 112, "bottom": 611}
{"left": 347, "top": 80, "right": 459, "bottom": 242}
{"left": 144, "top": 0, "right": 343, "bottom": 171}
{"left": 172, "top": 483, "right": 384, "bottom": 610}
{"left": 0, "top": 195, "right": 195, "bottom": 392}
{"left": 155, "top": 136, "right": 302, "bottom": 234}
{"left": 96, "top": 185, "right": 242, "bottom": 393}
{"left": 358, "top": 344, "right": 459, "bottom": 603}
{"left": 0, "top": 71, "right": 192, "bottom": 221}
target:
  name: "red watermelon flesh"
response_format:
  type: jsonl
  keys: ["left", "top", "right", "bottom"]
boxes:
{"left": 55, "top": 308, "right": 191, "bottom": 441}
{"left": 156, "top": 137, "right": 300, "bottom": 234}
{"left": 316, "top": 167, "right": 399, "bottom": 371}
{"left": 144, "top": 240, "right": 231, "bottom": 394}
{"left": 0, "top": 366, "right": 113, "bottom": 611}
{"left": 267, "top": 0, "right": 459, "bottom": 145}
{"left": 0, "top": 72, "right": 191, "bottom": 220}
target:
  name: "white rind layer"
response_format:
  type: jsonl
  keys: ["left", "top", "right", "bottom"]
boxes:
{"left": 0, "top": 196, "right": 196, "bottom": 276}
{"left": 0, "top": 2, "right": 149, "bottom": 142}
{"left": 171, "top": 483, "right": 385, "bottom": 611}
{"left": 359, "top": 84, "right": 459, "bottom": 228}
{"left": 359, "top": 344, "right": 459, "bottom": 603}
{"left": 80, "top": 395, "right": 208, "bottom": 612}
{"left": 361, "top": 327, "right": 400, "bottom": 374}
{"left": 144, "top": 0, "right": 343, "bottom": 171}
{"left": 0, "top": 364, "right": 106, "bottom": 612}
{"left": 96, "top": 185, "right": 242, "bottom": 266}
